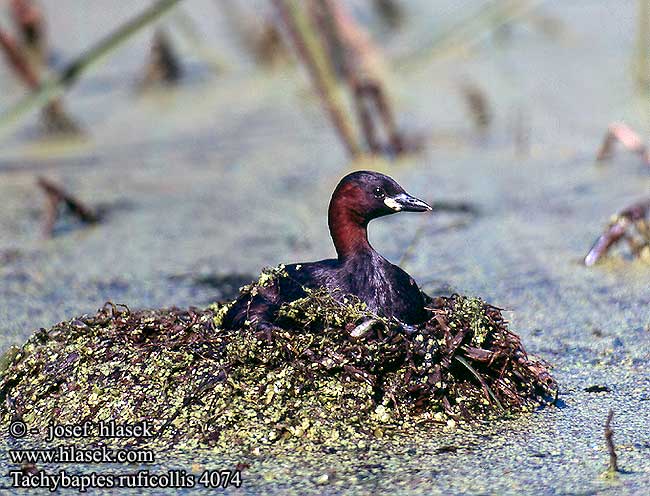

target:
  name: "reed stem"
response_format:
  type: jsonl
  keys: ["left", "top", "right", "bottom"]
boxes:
{"left": 0, "top": 26, "right": 40, "bottom": 88}
{"left": 0, "top": 0, "right": 184, "bottom": 135}
{"left": 273, "top": 0, "right": 361, "bottom": 158}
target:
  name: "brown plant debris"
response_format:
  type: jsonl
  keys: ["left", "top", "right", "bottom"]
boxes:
{"left": 373, "top": 0, "right": 404, "bottom": 30}
{"left": 0, "top": 23, "right": 80, "bottom": 135}
{"left": 603, "top": 409, "right": 619, "bottom": 478}
{"left": 10, "top": 0, "right": 46, "bottom": 55}
{"left": 273, "top": 0, "right": 362, "bottom": 158}
{"left": 37, "top": 177, "right": 99, "bottom": 238}
{"left": 353, "top": 79, "right": 408, "bottom": 156}
{"left": 584, "top": 198, "right": 650, "bottom": 266}
{"left": 40, "top": 100, "right": 81, "bottom": 134}
{"left": 218, "top": 0, "right": 287, "bottom": 67}
{"left": 596, "top": 122, "right": 650, "bottom": 165}
{"left": 252, "top": 20, "right": 286, "bottom": 66}
{"left": 0, "top": 24, "right": 40, "bottom": 88}
{"left": 142, "top": 29, "right": 182, "bottom": 87}
{"left": 316, "top": 0, "right": 411, "bottom": 157}
{"left": 0, "top": 284, "right": 556, "bottom": 452}
{"left": 459, "top": 81, "right": 492, "bottom": 131}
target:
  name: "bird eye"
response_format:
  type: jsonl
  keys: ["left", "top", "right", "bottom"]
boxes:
{"left": 373, "top": 187, "right": 385, "bottom": 199}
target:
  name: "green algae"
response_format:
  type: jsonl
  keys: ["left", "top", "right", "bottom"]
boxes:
{"left": 0, "top": 278, "right": 557, "bottom": 454}
{"left": 451, "top": 295, "right": 494, "bottom": 347}
{"left": 0, "top": 345, "right": 20, "bottom": 376}
{"left": 277, "top": 287, "right": 382, "bottom": 329}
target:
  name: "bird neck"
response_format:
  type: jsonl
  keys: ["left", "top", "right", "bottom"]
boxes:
{"left": 328, "top": 196, "right": 373, "bottom": 260}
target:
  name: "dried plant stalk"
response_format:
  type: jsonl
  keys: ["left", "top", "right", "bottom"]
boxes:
{"left": 216, "top": 0, "right": 284, "bottom": 66}
{"left": 604, "top": 409, "right": 619, "bottom": 476}
{"left": 596, "top": 122, "right": 650, "bottom": 164}
{"left": 584, "top": 199, "right": 650, "bottom": 266}
{"left": 317, "top": 0, "right": 406, "bottom": 155}
{"left": 373, "top": 0, "right": 403, "bottom": 29}
{"left": 0, "top": 26, "right": 40, "bottom": 88}
{"left": 0, "top": 25, "right": 79, "bottom": 134}
{"left": 141, "top": 29, "right": 182, "bottom": 86}
{"left": 0, "top": 0, "right": 184, "bottom": 135}
{"left": 10, "top": 0, "right": 46, "bottom": 57}
{"left": 459, "top": 81, "right": 492, "bottom": 131}
{"left": 273, "top": 0, "right": 361, "bottom": 157}
{"left": 37, "top": 177, "right": 99, "bottom": 238}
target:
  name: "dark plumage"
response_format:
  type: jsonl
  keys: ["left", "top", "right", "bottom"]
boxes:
{"left": 222, "top": 171, "right": 432, "bottom": 329}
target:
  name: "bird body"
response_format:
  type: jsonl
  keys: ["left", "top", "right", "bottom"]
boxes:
{"left": 223, "top": 171, "right": 432, "bottom": 329}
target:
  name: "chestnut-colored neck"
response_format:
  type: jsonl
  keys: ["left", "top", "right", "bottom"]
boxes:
{"left": 328, "top": 187, "right": 373, "bottom": 260}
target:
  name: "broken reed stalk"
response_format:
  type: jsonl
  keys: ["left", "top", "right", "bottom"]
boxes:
{"left": 318, "top": 0, "right": 382, "bottom": 81}
{"left": 142, "top": 29, "right": 183, "bottom": 86}
{"left": 0, "top": 26, "right": 40, "bottom": 88}
{"left": 0, "top": 25, "right": 78, "bottom": 133}
{"left": 459, "top": 81, "right": 492, "bottom": 131}
{"left": 317, "top": 0, "right": 406, "bottom": 155}
{"left": 596, "top": 122, "right": 650, "bottom": 165}
{"left": 216, "top": 0, "right": 284, "bottom": 67}
{"left": 584, "top": 198, "right": 650, "bottom": 266}
{"left": 272, "top": 0, "right": 362, "bottom": 158}
{"left": 604, "top": 409, "right": 619, "bottom": 476}
{"left": 310, "top": 0, "right": 348, "bottom": 79}
{"left": 37, "top": 177, "right": 98, "bottom": 238}
{"left": 454, "top": 355, "right": 503, "bottom": 411}
{"left": 0, "top": 0, "right": 184, "bottom": 136}
{"left": 373, "top": 0, "right": 403, "bottom": 29}
{"left": 10, "top": 0, "right": 45, "bottom": 57}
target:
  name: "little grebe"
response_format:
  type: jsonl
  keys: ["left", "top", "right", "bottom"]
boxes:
{"left": 223, "top": 171, "right": 432, "bottom": 329}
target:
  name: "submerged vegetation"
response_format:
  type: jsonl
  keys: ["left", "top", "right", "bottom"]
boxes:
{"left": 0, "top": 268, "right": 556, "bottom": 452}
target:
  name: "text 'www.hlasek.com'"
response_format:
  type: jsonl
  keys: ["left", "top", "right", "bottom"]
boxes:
{"left": 6, "top": 419, "right": 242, "bottom": 491}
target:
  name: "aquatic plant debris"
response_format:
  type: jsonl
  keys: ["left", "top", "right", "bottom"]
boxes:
{"left": 317, "top": 0, "right": 409, "bottom": 156}
{"left": 141, "top": 29, "right": 182, "bottom": 87}
{"left": 0, "top": 277, "right": 556, "bottom": 452}
{"left": 602, "top": 409, "right": 619, "bottom": 478}
{"left": 0, "top": 0, "right": 183, "bottom": 136}
{"left": 459, "top": 81, "right": 492, "bottom": 131}
{"left": 0, "top": 22, "right": 79, "bottom": 134}
{"left": 37, "top": 177, "right": 99, "bottom": 238}
{"left": 10, "top": 0, "right": 46, "bottom": 62}
{"left": 584, "top": 198, "right": 650, "bottom": 266}
{"left": 596, "top": 122, "right": 650, "bottom": 165}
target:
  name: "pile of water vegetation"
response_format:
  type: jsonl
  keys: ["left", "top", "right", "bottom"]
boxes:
{"left": 0, "top": 268, "right": 557, "bottom": 452}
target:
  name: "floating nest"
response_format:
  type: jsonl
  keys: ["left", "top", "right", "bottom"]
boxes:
{"left": 0, "top": 274, "right": 557, "bottom": 451}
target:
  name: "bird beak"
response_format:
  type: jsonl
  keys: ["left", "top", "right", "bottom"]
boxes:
{"left": 384, "top": 193, "right": 433, "bottom": 212}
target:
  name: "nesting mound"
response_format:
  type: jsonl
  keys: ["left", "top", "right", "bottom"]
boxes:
{"left": 0, "top": 291, "right": 556, "bottom": 451}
